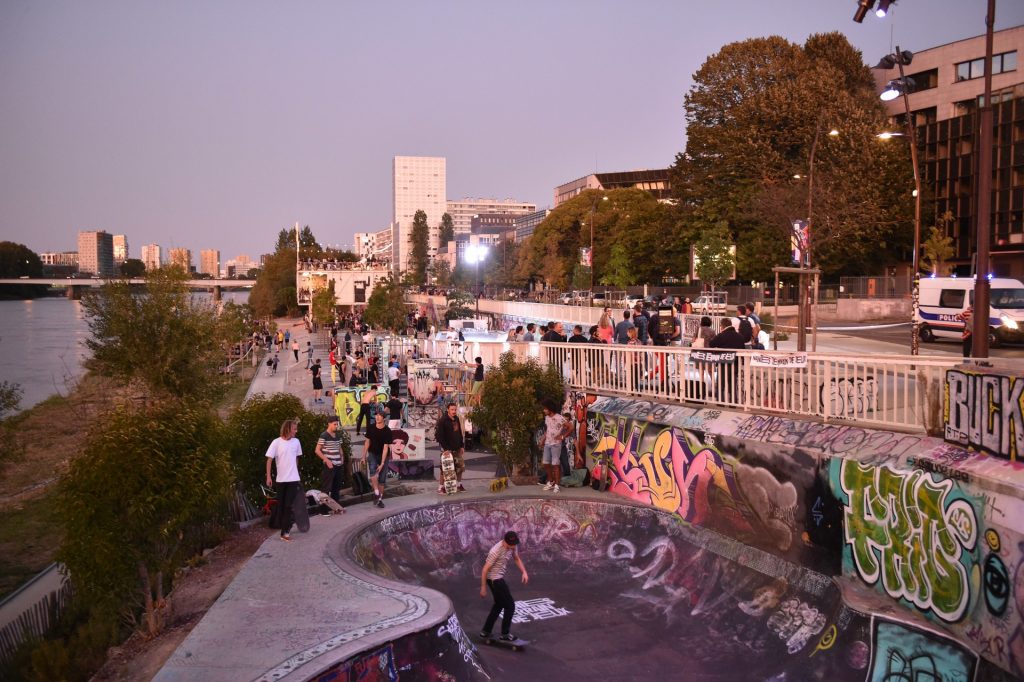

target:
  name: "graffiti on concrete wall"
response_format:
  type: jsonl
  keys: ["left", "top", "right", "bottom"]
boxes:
{"left": 945, "top": 367, "right": 1024, "bottom": 461}
{"left": 869, "top": 619, "right": 977, "bottom": 682}
{"left": 833, "top": 459, "right": 978, "bottom": 622}
{"left": 332, "top": 385, "right": 389, "bottom": 427}
{"left": 564, "top": 391, "right": 597, "bottom": 468}
{"left": 590, "top": 415, "right": 802, "bottom": 553}
{"left": 735, "top": 414, "right": 928, "bottom": 462}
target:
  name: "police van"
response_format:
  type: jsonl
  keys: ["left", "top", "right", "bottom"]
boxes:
{"left": 915, "top": 276, "right": 1024, "bottom": 346}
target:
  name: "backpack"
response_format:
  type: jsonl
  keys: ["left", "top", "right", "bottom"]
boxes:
{"left": 654, "top": 310, "right": 675, "bottom": 342}
{"left": 737, "top": 316, "right": 753, "bottom": 344}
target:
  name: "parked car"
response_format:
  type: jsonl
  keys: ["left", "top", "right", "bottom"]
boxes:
{"left": 694, "top": 292, "right": 728, "bottom": 314}
{"left": 915, "top": 276, "right": 1024, "bottom": 346}
{"left": 558, "top": 292, "right": 573, "bottom": 305}
{"left": 591, "top": 292, "right": 608, "bottom": 306}
{"left": 623, "top": 294, "right": 644, "bottom": 308}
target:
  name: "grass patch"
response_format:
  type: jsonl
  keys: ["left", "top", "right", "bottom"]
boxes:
{"left": 217, "top": 366, "right": 256, "bottom": 419}
{"left": 0, "top": 492, "right": 62, "bottom": 599}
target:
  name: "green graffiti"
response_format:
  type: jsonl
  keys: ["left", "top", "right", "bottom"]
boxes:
{"left": 839, "top": 460, "right": 978, "bottom": 622}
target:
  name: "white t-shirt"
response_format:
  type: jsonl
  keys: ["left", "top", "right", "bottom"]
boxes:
{"left": 266, "top": 436, "right": 302, "bottom": 482}
{"left": 387, "top": 365, "right": 400, "bottom": 382}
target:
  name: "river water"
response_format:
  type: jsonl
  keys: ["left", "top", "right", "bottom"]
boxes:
{"left": 0, "top": 292, "right": 249, "bottom": 412}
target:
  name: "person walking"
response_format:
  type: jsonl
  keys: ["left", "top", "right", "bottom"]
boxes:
{"left": 362, "top": 412, "right": 391, "bottom": 508}
{"left": 292, "top": 339, "right": 300, "bottom": 363}
{"left": 479, "top": 531, "right": 529, "bottom": 642}
{"left": 541, "top": 399, "right": 571, "bottom": 493}
{"left": 386, "top": 394, "right": 404, "bottom": 430}
{"left": 957, "top": 305, "right": 974, "bottom": 358}
{"left": 305, "top": 341, "right": 315, "bottom": 369}
{"left": 310, "top": 359, "right": 324, "bottom": 403}
{"left": 355, "top": 385, "right": 378, "bottom": 435}
{"left": 387, "top": 360, "right": 400, "bottom": 397}
{"left": 435, "top": 403, "right": 466, "bottom": 494}
{"left": 316, "top": 416, "right": 345, "bottom": 515}
{"left": 265, "top": 419, "right": 302, "bottom": 542}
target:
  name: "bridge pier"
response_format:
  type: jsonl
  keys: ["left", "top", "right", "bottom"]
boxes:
{"left": 66, "top": 285, "right": 84, "bottom": 300}
{"left": 213, "top": 285, "right": 222, "bottom": 302}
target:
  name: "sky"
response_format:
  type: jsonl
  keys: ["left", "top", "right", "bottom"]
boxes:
{"left": 2, "top": 1, "right": 1023, "bottom": 260}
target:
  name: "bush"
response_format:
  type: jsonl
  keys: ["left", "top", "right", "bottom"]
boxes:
{"left": 55, "top": 399, "right": 232, "bottom": 638}
{"left": 226, "top": 393, "right": 345, "bottom": 504}
{"left": 471, "top": 353, "right": 564, "bottom": 473}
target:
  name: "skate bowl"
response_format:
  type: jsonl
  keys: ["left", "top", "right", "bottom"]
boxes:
{"left": 345, "top": 495, "right": 1012, "bottom": 681}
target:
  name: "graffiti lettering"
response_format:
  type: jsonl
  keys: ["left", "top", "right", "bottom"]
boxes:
{"left": 836, "top": 460, "right": 978, "bottom": 622}
{"left": 511, "top": 597, "right": 572, "bottom": 624}
{"left": 766, "top": 597, "right": 826, "bottom": 654}
{"left": 871, "top": 620, "right": 977, "bottom": 682}
{"left": 945, "top": 368, "right": 1024, "bottom": 461}
{"left": 908, "top": 456, "right": 971, "bottom": 483}
{"left": 735, "top": 414, "right": 925, "bottom": 461}
{"left": 823, "top": 377, "right": 876, "bottom": 418}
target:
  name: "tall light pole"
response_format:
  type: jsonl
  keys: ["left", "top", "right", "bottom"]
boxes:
{"left": 589, "top": 194, "right": 608, "bottom": 291}
{"left": 878, "top": 47, "right": 923, "bottom": 355}
{"left": 798, "top": 123, "right": 838, "bottom": 352}
{"left": 465, "top": 244, "right": 489, "bottom": 314}
{"left": 972, "top": 0, "right": 996, "bottom": 357}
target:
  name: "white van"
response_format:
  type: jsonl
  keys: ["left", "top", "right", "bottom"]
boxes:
{"left": 915, "top": 276, "right": 1024, "bottom": 346}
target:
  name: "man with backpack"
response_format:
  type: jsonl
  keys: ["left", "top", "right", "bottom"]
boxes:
{"left": 735, "top": 305, "right": 754, "bottom": 349}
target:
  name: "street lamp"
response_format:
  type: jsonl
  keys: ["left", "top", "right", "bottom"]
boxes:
{"left": 589, "top": 194, "right": 608, "bottom": 292}
{"left": 464, "top": 244, "right": 489, "bottom": 314}
{"left": 875, "top": 47, "right": 923, "bottom": 355}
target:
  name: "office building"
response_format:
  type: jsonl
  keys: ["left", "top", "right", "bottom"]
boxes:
{"left": 77, "top": 230, "right": 115, "bottom": 277}
{"left": 392, "top": 155, "right": 446, "bottom": 273}
{"left": 514, "top": 209, "right": 552, "bottom": 241}
{"left": 169, "top": 248, "right": 193, "bottom": 272}
{"left": 875, "top": 25, "right": 1024, "bottom": 278}
{"left": 471, "top": 213, "right": 518, "bottom": 243}
{"left": 553, "top": 169, "right": 671, "bottom": 207}
{"left": 354, "top": 227, "right": 393, "bottom": 262}
{"left": 112, "top": 235, "right": 129, "bottom": 263}
{"left": 200, "top": 249, "right": 220, "bottom": 277}
{"left": 445, "top": 198, "right": 536, "bottom": 236}
{"left": 141, "top": 244, "right": 162, "bottom": 271}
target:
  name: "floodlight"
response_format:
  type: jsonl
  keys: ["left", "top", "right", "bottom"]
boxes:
{"left": 853, "top": 0, "right": 876, "bottom": 22}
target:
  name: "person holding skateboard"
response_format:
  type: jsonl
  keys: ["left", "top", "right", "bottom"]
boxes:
{"left": 435, "top": 402, "right": 466, "bottom": 494}
{"left": 479, "top": 531, "right": 529, "bottom": 643}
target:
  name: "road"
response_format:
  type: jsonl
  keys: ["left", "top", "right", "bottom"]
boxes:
{"left": 809, "top": 323, "right": 1024, "bottom": 360}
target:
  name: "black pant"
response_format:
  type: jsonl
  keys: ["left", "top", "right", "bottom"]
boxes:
{"left": 321, "top": 462, "right": 345, "bottom": 503}
{"left": 484, "top": 578, "right": 515, "bottom": 635}
{"left": 963, "top": 334, "right": 972, "bottom": 358}
{"left": 277, "top": 481, "right": 301, "bottom": 536}
{"left": 389, "top": 379, "right": 400, "bottom": 397}
{"left": 356, "top": 403, "right": 372, "bottom": 433}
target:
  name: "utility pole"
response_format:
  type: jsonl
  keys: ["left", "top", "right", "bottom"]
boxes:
{"left": 972, "top": 0, "right": 996, "bottom": 357}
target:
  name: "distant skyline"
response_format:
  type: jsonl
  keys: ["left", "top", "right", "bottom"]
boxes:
{"left": 3, "top": 1, "right": 1023, "bottom": 258}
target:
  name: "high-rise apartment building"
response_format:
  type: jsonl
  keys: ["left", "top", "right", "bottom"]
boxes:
{"left": 200, "top": 249, "right": 220, "bottom": 277}
{"left": 445, "top": 198, "right": 536, "bottom": 236}
{"left": 112, "top": 235, "right": 129, "bottom": 263}
{"left": 141, "top": 244, "right": 162, "bottom": 271}
{"left": 77, "top": 230, "right": 115, "bottom": 277}
{"left": 875, "top": 25, "right": 1024, "bottom": 278}
{"left": 392, "top": 155, "right": 446, "bottom": 273}
{"left": 169, "top": 248, "right": 193, "bottom": 272}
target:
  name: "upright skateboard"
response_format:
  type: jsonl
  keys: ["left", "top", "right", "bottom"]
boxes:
{"left": 479, "top": 635, "right": 528, "bottom": 652}
{"left": 310, "top": 490, "right": 346, "bottom": 514}
{"left": 440, "top": 450, "right": 458, "bottom": 494}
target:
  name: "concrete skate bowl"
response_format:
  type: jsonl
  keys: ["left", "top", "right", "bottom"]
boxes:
{"left": 347, "top": 495, "right": 1001, "bottom": 682}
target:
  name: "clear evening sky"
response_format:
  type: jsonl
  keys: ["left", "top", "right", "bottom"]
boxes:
{"left": 2, "top": 1, "right": 1022, "bottom": 259}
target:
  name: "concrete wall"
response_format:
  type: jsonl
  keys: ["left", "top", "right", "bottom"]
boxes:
{"left": 583, "top": 396, "right": 1024, "bottom": 678}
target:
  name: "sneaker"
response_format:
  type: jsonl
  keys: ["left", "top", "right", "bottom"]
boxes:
{"left": 457, "top": 484, "right": 466, "bottom": 492}
{"left": 280, "top": 534, "right": 292, "bottom": 542}
{"left": 499, "top": 633, "right": 516, "bottom": 642}
{"left": 438, "top": 485, "right": 446, "bottom": 494}
{"left": 542, "top": 482, "right": 553, "bottom": 491}
{"left": 553, "top": 485, "right": 560, "bottom": 493}
{"left": 376, "top": 498, "right": 385, "bottom": 508}
{"left": 479, "top": 630, "right": 492, "bottom": 639}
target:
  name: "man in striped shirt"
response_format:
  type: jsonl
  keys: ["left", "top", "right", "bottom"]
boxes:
{"left": 316, "top": 416, "right": 345, "bottom": 514}
{"left": 479, "top": 531, "right": 529, "bottom": 641}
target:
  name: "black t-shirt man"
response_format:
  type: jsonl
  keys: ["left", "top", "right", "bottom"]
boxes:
{"left": 365, "top": 422, "right": 393, "bottom": 456}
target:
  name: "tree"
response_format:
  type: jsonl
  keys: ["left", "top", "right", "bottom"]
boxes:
{"left": 409, "top": 210, "right": 430, "bottom": 284}
{"left": 56, "top": 399, "right": 232, "bottom": 637}
{"left": 444, "top": 290, "right": 475, "bottom": 321}
{"left": 82, "top": 267, "right": 239, "bottom": 401}
{"left": 363, "top": 275, "right": 409, "bottom": 332}
{"left": 671, "top": 33, "right": 913, "bottom": 280}
{"left": 311, "top": 280, "right": 336, "bottom": 326}
{"left": 0, "top": 381, "right": 22, "bottom": 419}
{"left": 0, "top": 241, "right": 46, "bottom": 298}
{"left": 119, "top": 259, "right": 146, "bottom": 277}
{"left": 429, "top": 259, "right": 452, "bottom": 287}
{"left": 250, "top": 247, "right": 299, "bottom": 318}
{"left": 693, "top": 222, "right": 736, "bottom": 291}
{"left": 439, "top": 212, "right": 455, "bottom": 246}
{"left": 922, "top": 212, "right": 956, "bottom": 276}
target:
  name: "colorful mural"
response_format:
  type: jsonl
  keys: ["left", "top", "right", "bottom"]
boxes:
{"left": 332, "top": 384, "right": 389, "bottom": 427}
{"left": 945, "top": 366, "right": 1024, "bottom": 461}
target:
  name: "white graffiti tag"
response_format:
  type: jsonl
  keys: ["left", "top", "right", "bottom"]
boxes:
{"left": 512, "top": 597, "right": 572, "bottom": 624}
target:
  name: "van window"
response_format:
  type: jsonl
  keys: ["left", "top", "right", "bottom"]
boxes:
{"left": 939, "top": 289, "right": 966, "bottom": 308}
{"left": 992, "top": 287, "right": 1024, "bottom": 309}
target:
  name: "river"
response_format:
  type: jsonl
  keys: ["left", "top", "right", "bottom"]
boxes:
{"left": 0, "top": 292, "right": 250, "bottom": 412}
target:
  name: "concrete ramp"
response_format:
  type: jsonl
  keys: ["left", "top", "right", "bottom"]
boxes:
{"left": 350, "top": 496, "right": 1010, "bottom": 681}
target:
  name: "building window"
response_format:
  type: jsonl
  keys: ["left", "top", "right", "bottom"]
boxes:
{"left": 956, "top": 51, "right": 1017, "bottom": 82}
{"left": 907, "top": 68, "right": 938, "bottom": 92}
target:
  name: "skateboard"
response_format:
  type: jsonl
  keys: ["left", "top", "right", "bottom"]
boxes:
{"left": 310, "top": 491, "right": 346, "bottom": 514}
{"left": 440, "top": 450, "right": 458, "bottom": 494}
{"left": 479, "top": 635, "right": 528, "bottom": 652}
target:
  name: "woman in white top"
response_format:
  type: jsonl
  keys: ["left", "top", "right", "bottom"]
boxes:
{"left": 265, "top": 419, "right": 303, "bottom": 541}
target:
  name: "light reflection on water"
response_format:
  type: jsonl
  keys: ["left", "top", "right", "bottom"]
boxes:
{"left": 0, "top": 291, "right": 249, "bottom": 412}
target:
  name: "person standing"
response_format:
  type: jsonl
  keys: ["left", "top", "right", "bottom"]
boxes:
{"left": 435, "top": 403, "right": 466, "bottom": 494}
{"left": 355, "top": 384, "right": 378, "bottom": 436}
{"left": 362, "top": 412, "right": 391, "bottom": 508}
{"left": 387, "top": 361, "right": 401, "bottom": 398}
{"left": 633, "top": 303, "right": 650, "bottom": 344}
{"left": 292, "top": 339, "right": 300, "bottom": 363}
{"left": 614, "top": 310, "right": 634, "bottom": 344}
{"left": 385, "top": 394, "right": 404, "bottom": 430}
{"left": 265, "top": 419, "right": 302, "bottom": 542}
{"left": 316, "top": 416, "right": 345, "bottom": 514}
{"left": 522, "top": 323, "right": 536, "bottom": 342}
{"left": 310, "top": 359, "right": 324, "bottom": 403}
{"left": 479, "top": 531, "right": 529, "bottom": 642}
{"left": 709, "top": 317, "right": 745, "bottom": 402}
{"left": 568, "top": 325, "right": 588, "bottom": 343}
{"left": 957, "top": 305, "right": 974, "bottom": 358}
{"left": 305, "top": 341, "right": 315, "bottom": 369}
{"left": 541, "top": 399, "right": 571, "bottom": 492}
{"left": 597, "top": 308, "right": 614, "bottom": 344}
{"left": 472, "top": 356, "right": 484, "bottom": 397}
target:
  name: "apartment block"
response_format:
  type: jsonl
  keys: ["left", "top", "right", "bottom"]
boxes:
{"left": 112, "top": 234, "right": 129, "bottom": 263}
{"left": 77, "top": 230, "right": 115, "bottom": 277}
{"left": 392, "top": 155, "right": 446, "bottom": 274}
{"left": 199, "top": 249, "right": 220, "bottom": 277}
{"left": 169, "top": 248, "right": 193, "bottom": 272}
{"left": 141, "top": 244, "right": 162, "bottom": 271}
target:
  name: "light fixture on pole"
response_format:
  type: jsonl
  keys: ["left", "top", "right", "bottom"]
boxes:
{"left": 874, "top": 47, "right": 922, "bottom": 355}
{"left": 875, "top": 0, "right": 893, "bottom": 18}
{"left": 464, "top": 244, "right": 489, "bottom": 314}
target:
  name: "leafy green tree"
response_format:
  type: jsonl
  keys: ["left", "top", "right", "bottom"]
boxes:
{"left": 126, "top": 260, "right": 147, "bottom": 277}
{"left": 250, "top": 248, "right": 299, "bottom": 318}
{"left": 693, "top": 222, "right": 736, "bottom": 291}
{"left": 0, "top": 241, "right": 46, "bottom": 298}
{"left": 601, "top": 243, "right": 632, "bottom": 287}
{"left": 429, "top": 259, "right": 452, "bottom": 287}
{"left": 82, "top": 267, "right": 239, "bottom": 401}
{"left": 471, "top": 353, "right": 564, "bottom": 474}
{"left": 225, "top": 393, "right": 337, "bottom": 505}
{"left": 409, "top": 210, "right": 430, "bottom": 284}
{"left": 56, "top": 399, "right": 232, "bottom": 637}
{"left": 363, "top": 275, "right": 409, "bottom": 332}
{"left": 0, "top": 381, "right": 22, "bottom": 419}
{"left": 671, "top": 32, "right": 913, "bottom": 280}
{"left": 439, "top": 212, "right": 455, "bottom": 246}
{"left": 922, "top": 211, "right": 955, "bottom": 276}
{"left": 311, "top": 280, "right": 336, "bottom": 326}
{"left": 444, "top": 290, "right": 475, "bottom": 321}
{"left": 299, "top": 225, "right": 321, "bottom": 260}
